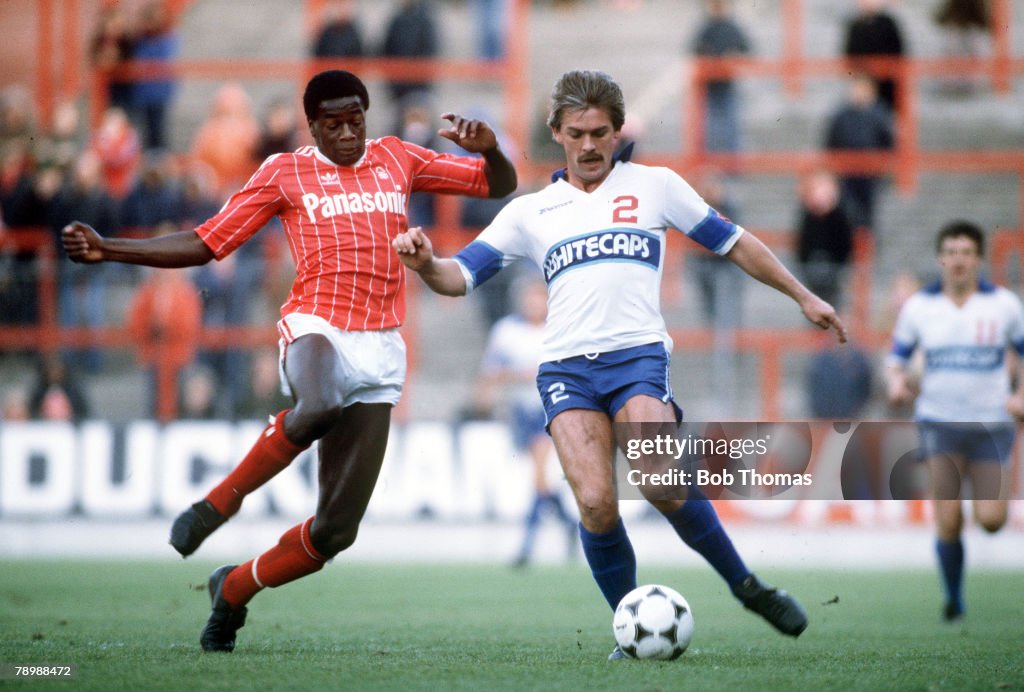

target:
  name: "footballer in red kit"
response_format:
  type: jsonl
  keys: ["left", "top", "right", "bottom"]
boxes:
{"left": 197, "top": 137, "right": 491, "bottom": 331}
{"left": 62, "top": 69, "right": 517, "bottom": 652}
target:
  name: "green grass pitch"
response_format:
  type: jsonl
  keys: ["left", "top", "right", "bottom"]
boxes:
{"left": 1, "top": 560, "right": 1022, "bottom": 691}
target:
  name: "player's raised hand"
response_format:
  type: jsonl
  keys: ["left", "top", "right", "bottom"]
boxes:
{"left": 62, "top": 221, "right": 106, "bottom": 264}
{"left": 438, "top": 112, "right": 499, "bottom": 154}
{"left": 392, "top": 226, "right": 435, "bottom": 272}
{"left": 799, "top": 294, "right": 848, "bottom": 343}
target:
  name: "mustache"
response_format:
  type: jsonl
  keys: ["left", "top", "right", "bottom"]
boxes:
{"left": 578, "top": 154, "right": 604, "bottom": 163}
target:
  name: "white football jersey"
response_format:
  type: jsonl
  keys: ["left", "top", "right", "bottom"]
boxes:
{"left": 888, "top": 280, "right": 1024, "bottom": 422}
{"left": 454, "top": 159, "right": 743, "bottom": 362}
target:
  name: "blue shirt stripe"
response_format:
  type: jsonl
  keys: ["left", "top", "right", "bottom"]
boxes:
{"left": 688, "top": 209, "right": 736, "bottom": 253}
{"left": 454, "top": 240, "right": 504, "bottom": 290}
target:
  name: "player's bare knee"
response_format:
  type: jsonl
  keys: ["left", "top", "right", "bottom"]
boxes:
{"left": 976, "top": 511, "right": 1007, "bottom": 534}
{"left": 576, "top": 497, "right": 619, "bottom": 533}
{"left": 310, "top": 521, "right": 358, "bottom": 558}
{"left": 979, "top": 518, "right": 1006, "bottom": 534}
{"left": 289, "top": 399, "right": 345, "bottom": 442}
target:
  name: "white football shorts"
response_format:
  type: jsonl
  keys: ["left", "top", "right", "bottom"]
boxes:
{"left": 276, "top": 312, "right": 406, "bottom": 407}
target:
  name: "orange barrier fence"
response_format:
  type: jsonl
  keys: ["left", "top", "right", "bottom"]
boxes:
{"left": 0, "top": 222, "right": 877, "bottom": 422}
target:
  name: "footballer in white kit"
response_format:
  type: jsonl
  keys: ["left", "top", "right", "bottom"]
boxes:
{"left": 886, "top": 220, "right": 1024, "bottom": 623}
{"left": 396, "top": 69, "right": 846, "bottom": 656}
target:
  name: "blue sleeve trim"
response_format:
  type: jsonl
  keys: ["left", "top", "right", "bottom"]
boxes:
{"left": 453, "top": 240, "right": 505, "bottom": 290}
{"left": 687, "top": 209, "right": 737, "bottom": 253}
{"left": 1013, "top": 339, "right": 1024, "bottom": 356}
{"left": 890, "top": 340, "right": 915, "bottom": 360}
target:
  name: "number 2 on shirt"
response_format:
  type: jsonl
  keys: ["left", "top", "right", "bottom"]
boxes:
{"left": 612, "top": 195, "right": 639, "bottom": 224}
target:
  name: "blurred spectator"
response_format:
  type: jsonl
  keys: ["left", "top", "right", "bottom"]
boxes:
{"left": 842, "top": 0, "right": 906, "bottom": 114}
{"left": 689, "top": 0, "right": 751, "bottom": 153}
{"left": 236, "top": 345, "right": 292, "bottom": 421}
{"left": 90, "top": 4, "right": 137, "bottom": 114}
{"left": 1, "top": 385, "right": 31, "bottom": 421}
{"left": 256, "top": 98, "right": 300, "bottom": 161}
{"left": 131, "top": 0, "right": 180, "bottom": 151}
{"left": 121, "top": 153, "right": 182, "bottom": 229}
{"left": 381, "top": 0, "right": 439, "bottom": 103}
{"left": 875, "top": 269, "right": 921, "bottom": 335}
{"left": 529, "top": 103, "right": 564, "bottom": 164}
{"left": 1, "top": 162, "right": 63, "bottom": 326}
{"left": 1, "top": 139, "right": 33, "bottom": 205}
{"left": 194, "top": 248, "right": 262, "bottom": 418}
{"left": 0, "top": 88, "right": 36, "bottom": 204}
{"left": 50, "top": 150, "right": 120, "bottom": 372}
{"left": 690, "top": 167, "right": 745, "bottom": 330}
{"left": 394, "top": 93, "right": 439, "bottom": 226}
{"left": 688, "top": 167, "right": 745, "bottom": 417}
{"left": 178, "top": 364, "right": 220, "bottom": 420}
{"left": 933, "top": 0, "right": 991, "bottom": 94}
{"left": 177, "top": 162, "right": 221, "bottom": 228}
{"left": 89, "top": 106, "right": 142, "bottom": 200}
{"left": 5, "top": 162, "right": 63, "bottom": 229}
{"left": 191, "top": 82, "right": 260, "bottom": 197}
{"left": 806, "top": 334, "right": 874, "bottom": 420}
{"left": 311, "top": 0, "right": 365, "bottom": 59}
{"left": 34, "top": 98, "right": 84, "bottom": 176}
{"left": 795, "top": 169, "right": 855, "bottom": 309}
{"left": 823, "top": 72, "right": 894, "bottom": 230}
{"left": 474, "top": 0, "right": 508, "bottom": 60}
{"left": 28, "top": 352, "right": 90, "bottom": 422}
{"left": 0, "top": 86, "right": 36, "bottom": 156}
{"left": 127, "top": 224, "right": 204, "bottom": 420}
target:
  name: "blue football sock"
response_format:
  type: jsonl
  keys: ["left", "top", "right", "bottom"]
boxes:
{"left": 936, "top": 538, "right": 964, "bottom": 613}
{"left": 665, "top": 487, "right": 749, "bottom": 588}
{"left": 579, "top": 518, "right": 637, "bottom": 610}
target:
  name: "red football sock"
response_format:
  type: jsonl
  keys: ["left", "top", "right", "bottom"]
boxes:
{"left": 221, "top": 517, "right": 327, "bottom": 608}
{"left": 205, "top": 410, "right": 307, "bottom": 517}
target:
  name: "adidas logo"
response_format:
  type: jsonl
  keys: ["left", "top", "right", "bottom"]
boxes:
{"left": 320, "top": 172, "right": 340, "bottom": 185}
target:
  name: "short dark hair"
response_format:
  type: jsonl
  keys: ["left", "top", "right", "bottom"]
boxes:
{"left": 547, "top": 70, "right": 626, "bottom": 132}
{"left": 303, "top": 70, "right": 369, "bottom": 120}
{"left": 936, "top": 220, "right": 985, "bottom": 256}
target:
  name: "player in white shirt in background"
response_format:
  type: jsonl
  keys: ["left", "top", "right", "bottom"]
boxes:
{"left": 474, "top": 276, "right": 577, "bottom": 567}
{"left": 886, "top": 220, "right": 1024, "bottom": 622}
{"left": 395, "top": 69, "right": 846, "bottom": 657}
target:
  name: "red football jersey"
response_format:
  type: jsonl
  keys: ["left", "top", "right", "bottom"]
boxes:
{"left": 196, "top": 137, "right": 490, "bottom": 330}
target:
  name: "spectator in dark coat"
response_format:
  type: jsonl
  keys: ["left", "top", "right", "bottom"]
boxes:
{"left": 823, "top": 73, "right": 894, "bottom": 230}
{"left": 796, "top": 169, "right": 855, "bottom": 309}
{"left": 312, "top": 0, "right": 365, "bottom": 59}
{"left": 381, "top": 0, "right": 439, "bottom": 103}
{"left": 689, "top": 0, "right": 751, "bottom": 153}
{"left": 131, "top": 1, "right": 179, "bottom": 151}
{"left": 842, "top": 0, "right": 906, "bottom": 113}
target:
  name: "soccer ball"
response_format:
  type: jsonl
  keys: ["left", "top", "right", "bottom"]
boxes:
{"left": 612, "top": 584, "right": 694, "bottom": 660}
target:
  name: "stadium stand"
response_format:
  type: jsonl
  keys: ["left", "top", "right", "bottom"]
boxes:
{"left": 0, "top": 0, "right": 1022, "bottom": 426}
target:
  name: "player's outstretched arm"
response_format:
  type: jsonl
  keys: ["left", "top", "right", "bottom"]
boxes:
{"left": 885, "top": 362, "right": 916, "bottom": 408}
{"left": 437, "top": 112, "right": 517, "bottom": 198}
{"left": 393, "top": 226, "right": 468, "bottom": 297}
{"left": 62, "top": 221, "right": 215, "bottom": 268}
{"left": 726, "top": 232, "right": 847, "bottom": 343}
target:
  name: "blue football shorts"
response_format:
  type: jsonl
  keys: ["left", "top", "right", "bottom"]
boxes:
{"left": 535, "top": 342, "right": 683, "bottom": 429}
{"left": 917, "top": 421, "right": 1017, "bottom": 465}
